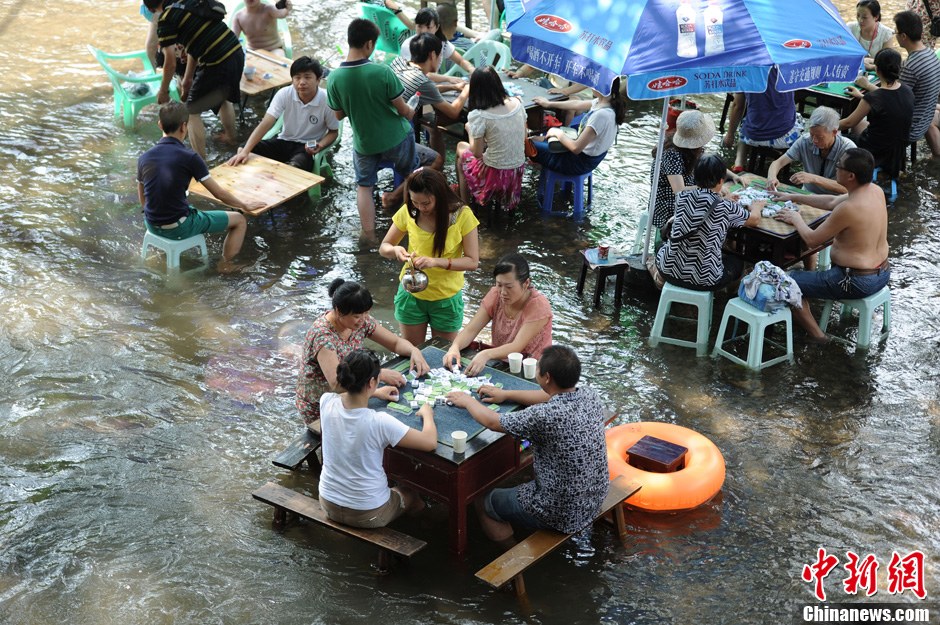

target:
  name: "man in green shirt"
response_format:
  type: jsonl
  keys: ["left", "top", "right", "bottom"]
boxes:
{"left": 327, "top": 19, "right": 418, "bottom": 232}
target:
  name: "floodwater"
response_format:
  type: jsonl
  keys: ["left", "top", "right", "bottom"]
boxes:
{"left": 1, "top": 1, "right": 938, "bottom": 624}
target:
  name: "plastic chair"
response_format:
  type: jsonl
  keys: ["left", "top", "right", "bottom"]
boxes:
{"left": 87, "top": 45, "right": 181, "bottom": 128}
{"left": 228, "top": 1, "right": 293, "bottom": 58}
{"left": 631, "top": 211, "right": 650, "bottom": 255}
{"left": 444, "top": 40, "right": 512, "bottom": 77}
{"left": 141, "top": 231, "right": 209, "bottom": 272}
{"left": 712, "top": 298, "right": 794, "bottom": 370}
{"left": 537, "top": 168, "right": 593, "bottom": 219}
{"left": 649, "top": 282, "right": 714, "bottom": 356}
{"left": 817, "top": 285, "right": 891, "bottom": 348}
{"left": 872, "top": 166, "right": 898, "bottom": 204}
{"left": 261, "top": 118, "right": 344, "bottom": 200}
{"left": 817, "top": 246, "right": 831, "bottom": 271}
{"left": 358, "top": 3, "right": 412, "bottom": 55}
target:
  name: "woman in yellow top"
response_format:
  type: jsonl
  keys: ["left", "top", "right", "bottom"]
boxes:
{"left": 379, "top": 168, "right": 480, "bottom": 346}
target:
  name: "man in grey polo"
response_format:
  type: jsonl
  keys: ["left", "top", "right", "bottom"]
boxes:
{"left": 766, "top": 107, "right": 856, "bottom": 195}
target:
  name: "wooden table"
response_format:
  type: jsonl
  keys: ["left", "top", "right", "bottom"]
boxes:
{"left": 723, "top": 174, "right": 831, "bottom": 269}
{"left": 441, "top": 77, "right": 567, "bottom": 134}
{"left": 188, "top": 154, "right": 324, "bottom": 217}
{"left": 240, "top": 48, "right": 292, "bottom": 118}
{"left": 378, "top": 338, "right": 536, "bottom": 558}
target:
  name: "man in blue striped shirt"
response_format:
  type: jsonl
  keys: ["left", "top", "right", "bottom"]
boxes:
{"left": 145, "top": 0, "right": 245, "bottom": 160}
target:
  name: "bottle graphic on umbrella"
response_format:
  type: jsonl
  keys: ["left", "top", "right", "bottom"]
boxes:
{"left": 704, "top": 0, "right": 725, "bottom": 56}
{"left": 676, "top": 0, "right": 698, "bottom": 58}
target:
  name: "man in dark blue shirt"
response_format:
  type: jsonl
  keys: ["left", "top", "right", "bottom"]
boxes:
{"left": 137, "top": 102, "right": 264, "bottom": 272}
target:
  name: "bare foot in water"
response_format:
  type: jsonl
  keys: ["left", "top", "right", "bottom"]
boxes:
{"left": 216, "top": 258, "right": 249, "bottom": 274}
{"left": 214, "top": 132, "right": 239, "bottom": 146}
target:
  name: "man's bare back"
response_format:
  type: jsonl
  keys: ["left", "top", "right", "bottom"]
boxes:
{"left": 826, "top": 182, "right": 889, "bottom": 270}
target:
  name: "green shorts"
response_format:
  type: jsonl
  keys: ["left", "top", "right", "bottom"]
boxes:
{"left": 146, "top": 207, "right": 231, "bottom": 241}
{"left": 394, "top": 286, "right": 464, "bottom": 332}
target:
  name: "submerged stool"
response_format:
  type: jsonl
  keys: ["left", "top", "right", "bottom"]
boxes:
{"left": 141, "top": 231, "right": 208, "bottom": 272}
{"left": 576, "top": 248, "right": 629, "bottom": 310}
{"left": 872, "top": 166, "right": 898, "bottom": 203}
{"left": 818, "top": 286, "right": 891, "bottom": 348}
{"left": 648, "top": 282, "right": 714, "bottom": 356}
{"left": 537, "top": 168, "right": 592, "bottom": 219}
{"left": 712, "top": 298, "right": 794, "bottom": 370}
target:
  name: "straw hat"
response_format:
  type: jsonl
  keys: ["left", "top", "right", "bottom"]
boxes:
{"left": 672, "top": 110, "right": 716, "bottom": 149}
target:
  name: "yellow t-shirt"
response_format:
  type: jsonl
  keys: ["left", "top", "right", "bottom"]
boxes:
{"left": 392, "top": 204, "right": 479, "bottom": 301}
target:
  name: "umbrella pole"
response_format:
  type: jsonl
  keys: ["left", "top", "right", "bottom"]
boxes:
{"left": 641, "top": 98, "right": 671, "bottom": 265}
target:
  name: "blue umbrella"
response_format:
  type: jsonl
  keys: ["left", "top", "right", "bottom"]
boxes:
{"left": 506, "top": 0, "right": 866, "bottom": 97}
{"left": 505, "top": 0, "right": 866, "bottom": 262}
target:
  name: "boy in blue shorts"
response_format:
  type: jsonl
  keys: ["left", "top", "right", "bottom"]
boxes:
{"left": 137, "top": 102, "right": 265, "bottom": 272}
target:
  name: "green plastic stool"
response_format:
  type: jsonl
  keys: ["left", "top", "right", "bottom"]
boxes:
{"left": 712, "top": 298, "right": 794, "bottom": 370}
{"left": 141, "top": 231, "right": 208, "bottom": 273}
{"left": 818, "top": 286, "right": 891, "bottom": 348}
{"left": 649, "top": 282, "right": 714, "bottom": 356}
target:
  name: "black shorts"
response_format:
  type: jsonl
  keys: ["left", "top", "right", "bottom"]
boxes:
{"left": 187, "top": 49, "right": 244, "bottom": 115}
{"left": 254, "top": 138, "right": 312, "bottom": 170}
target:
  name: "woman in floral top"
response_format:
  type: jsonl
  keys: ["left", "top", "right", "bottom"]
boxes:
{"left": 295, "top": 278, "right": 430, "bottom": 424}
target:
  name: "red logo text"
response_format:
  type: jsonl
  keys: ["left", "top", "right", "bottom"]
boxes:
{"left": 647, "top": 76, "right": 688, "bottom": 91}
{"left": 783, "top": 39, "right": 812, "bottom": 49}
{"left": 534, "top": 14, "right": 573, "bottom": 33}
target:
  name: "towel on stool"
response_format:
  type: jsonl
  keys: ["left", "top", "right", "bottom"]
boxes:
{"left": 739, "top": 261, "right": 803, "bottom": 311}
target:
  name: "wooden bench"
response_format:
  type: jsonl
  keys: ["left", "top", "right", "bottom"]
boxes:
{"left": 272, "top": 421, "right": 322, "bottom": 471}
{"left": 252, "top": 481, "right": 427, "bottom": 573}
{"left": 475, "top": 475, "right": 642, "bottom": 598}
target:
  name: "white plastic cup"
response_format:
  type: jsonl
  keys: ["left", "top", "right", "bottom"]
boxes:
{"left": 522, "top": 357, "right": 537, "bottom": 379}
{"left": 452, "top": 430, "right": 467, "bottom": 454}
{"left": 508, "top": 352, "right": 523, "bottom": 374}
{"left": 244, "top": 66, "right": 256, "bottom": 81}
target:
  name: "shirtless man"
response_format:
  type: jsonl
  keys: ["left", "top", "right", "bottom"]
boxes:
{"left": 232, "top": 0, "right": 292, "bottom": 56}
{"left": 772, "top": 148, "right": 890, "bottom": 341}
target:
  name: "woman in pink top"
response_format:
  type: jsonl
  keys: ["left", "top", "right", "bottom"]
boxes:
{"left": 443, "top": 253, "right": 553, "bottom": 375}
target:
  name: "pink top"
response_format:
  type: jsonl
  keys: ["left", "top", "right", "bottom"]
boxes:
{"left": 482, "top": 286, "right": 553, "bottom": 359}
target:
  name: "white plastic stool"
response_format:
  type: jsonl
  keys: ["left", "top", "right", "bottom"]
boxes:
{"left": 648, "top": 282, "right": 714, "bottom": 356}
{"left": 141, "top": 231, "right": 208, "bottom": 272}
{"left": 713, "top": 298, "right": 794, "bottom": 370}
{"left": 817, "top": 246, "right": 831, "bottom": 271}
{"left": 818, "top": 286, "right": 891, "bottom": 348}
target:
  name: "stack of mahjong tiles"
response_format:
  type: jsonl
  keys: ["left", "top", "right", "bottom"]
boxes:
{"left": 734, "top": 186, "right": 799, "bottom": 218}
{"left": 384, "top": 367, "right": 504, "bottom": 415}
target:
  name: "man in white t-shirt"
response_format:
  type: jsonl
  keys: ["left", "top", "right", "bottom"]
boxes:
{"left": 227, "top": 56, "right": 339, "bottom": 170}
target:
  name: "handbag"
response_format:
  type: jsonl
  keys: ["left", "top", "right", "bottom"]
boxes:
{"left": 921, "top": 0, "right": 940, "bottom": 37}
{"left": 524, "top": 136, "right": 538, "bottom": 158}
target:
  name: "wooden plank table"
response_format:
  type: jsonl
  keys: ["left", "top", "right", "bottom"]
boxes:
{"left": 241, "top": 48, "right": 292, "bottom": 97}
{"left": 723, "top": 174, "right": 831, "bottom": 269}
{"left": 376, "top": 337, "right": 538, "bottom": 558}
{"left": 188, "top": 154, "right": 324, "bottom": 217}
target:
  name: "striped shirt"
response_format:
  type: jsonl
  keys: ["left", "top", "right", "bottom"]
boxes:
{"left": 656, "top": 188, "right": 750, "bottom": 288}
{"left": 157, "top": 4, "right": 242, "bottom": 66}
{"left": 389, "top": 57, "right": 444, "bottom": 108}
{"left": 899, "top": 47, "right": 940, "bottom": 142}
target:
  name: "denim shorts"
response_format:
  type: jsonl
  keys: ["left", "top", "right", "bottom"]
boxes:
{"left": 790, "top": 265, "right": 890, "bottom": 300}
{"left": 484, "top": 486, "right": 550, "bottom": 531}
{"left": 352, "top": 135, "right": 417, "bottom": 188}
{"left": 146, "top": 207, "right": 230, "bottom": 240}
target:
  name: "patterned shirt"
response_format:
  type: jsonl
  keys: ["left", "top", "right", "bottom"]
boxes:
{"left": 656, "top": 188, "right": 750, "bottom": 288}
{"left": 295, "top": 312, "right": 377, "bottom": 423}
{"left": 499, "top": 386, "right": 609, "bottom": 533}
{"left": 899, "top": 47, "right": 940, "bottom": 142}
{"left": 157, "top": 4, "right": 242, "bottom": 66}
{"left": 651, "top": 148, "right": 695, "bottom": 228}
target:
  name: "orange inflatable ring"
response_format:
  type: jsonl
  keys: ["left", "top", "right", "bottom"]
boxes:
{"left": 606, "top": 422, "right": 725, "bottom": 513}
